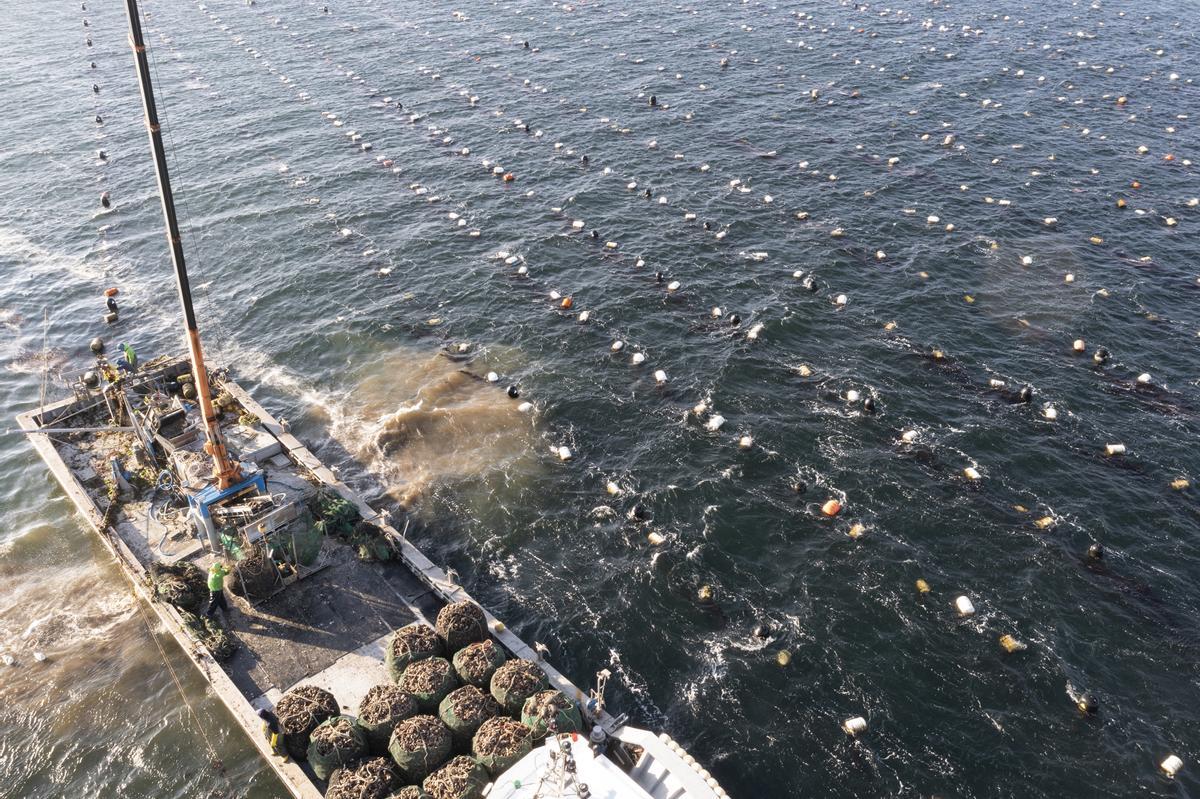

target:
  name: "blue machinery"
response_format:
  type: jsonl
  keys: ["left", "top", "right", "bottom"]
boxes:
{"left": 186, "top": 470, "right": 267, "bottom": 551}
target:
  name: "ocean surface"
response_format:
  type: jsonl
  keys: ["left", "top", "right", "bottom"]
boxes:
{"left": 1, "top": 0, "right": 1198, "bottom": 796}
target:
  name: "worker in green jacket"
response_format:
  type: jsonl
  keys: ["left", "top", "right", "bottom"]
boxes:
{"left": 205, "top": 561, "right": 230, "bottom": 617}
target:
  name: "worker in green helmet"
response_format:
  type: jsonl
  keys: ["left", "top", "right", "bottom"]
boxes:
{"left": 205, "top": 560, "right": 230, "bottom": 617}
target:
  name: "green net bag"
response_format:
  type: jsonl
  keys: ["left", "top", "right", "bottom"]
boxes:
{"left": 422, "top": 755, "right": 489, "bottom": 799}
{"left": 472, "top": 717, "right": 533, "bottom": 777}
{"left": 307, "top": 715, "right": 368, "bottom": 781}
{"left": 437, "top": 685, "right": 500, "bottom": 746}
{"left": 387, "top": 715, "right": 452, "bottom": 783}
{"left": 520, "top": 690, "right": 584, "bottom": 741}
{"left": 451, "top": 640, "right": 506, "bottom": 688}
{"left": 400, "top": 657, "right": 458, "bottom": 712}
{"left": 275, "top": 685, "right": 339, "bottom": 761}
{"left": 489, "top": 659, "right": 548, "bottom": 716}
{"left": 386, "top": 624, "right": 444, "bottom": 683}
{"left": 435, "top": 601, "right": 488, "bottom": 654}
{"left": 358, "top": 684, "right": 419, "bottom": 755}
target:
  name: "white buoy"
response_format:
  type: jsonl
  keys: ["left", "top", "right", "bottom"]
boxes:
{"left": 842, "top": 717, "right": 867, "bottom": 736}
{"left": 711, "top": 307, "right": 722, "bottom": 318}
{"left": 1021, "top": 255, "right": 1034, "bottom": 266}
{"left": 33, "top": 651, "right": 46, "bottom": 662}
{"left": 611, "top": 340, "right": 624, "bottom": 352}
{"left": 875, "top": 250, "right": 886, "bottom": 261}
{"left": 654, "top": 369, "right": 668, "bottom": 384}
{"left": 1043, "top": 406, "right": 1058, "bottom": 420}
{"left": 706, "top": 415, "right": 726, "bottom": 431}
{"left": 578, "top": 310, "right": 590, "bottom": 323}
{"left": 486, "top": 371, "right": 499, "bottom": 383}
{"left": 1105, "top": 443, "right": 1126, "bottom": 456}
{"left": 747, "top": 323, "right": 764, "bottom": 340}
{"left": 988, "top": 378, "right": 1006, "bottom": 388}
{"left": 1136, "top": 372, "right": 1151, "bottom": 384}
{"left": 964, "top": 466, "right": 982, "bottom": 481}
{"left": 667, "top": 280, "right": 681, "bottom": 292}
{"left": 606, "top": 481, "right": 620, "bottom": 496}
{"left": 738, "top": 435, "right": 753, "bottom": 449}
{"left": 1, "top": 654, "right": 13, "bottom": 666}
{"left": 631, "top": 352, "right": 646, "bottom": 365}
{"left": 1161, "top": 755, "right": 1184, "bottom": 778}
{"left": 956, "top": 596, "right": 976, "bottom": 616}
{"left": 517, "top": 402, "right": 533, "bottom": 413}
{"left": 557, "top": 446, "right": 573, "bottom": 461}
{"left": 846, "top": 390, "right": 861, "bottom": 403}
{"left": 835, "top": 294, "right": 848, "bottom": 306}
{"left": 1073, "top": 339, "right": 1086, "bottom": 352}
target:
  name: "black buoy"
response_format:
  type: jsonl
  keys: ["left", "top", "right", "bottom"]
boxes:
{"left": 648, "top": 94, "right": 657, "bottom": 107}
{"left": 86, "top": 38, "right": 92, "bottom": 47}
{"left": 82, "top": 370, "right": 99, "bottom": 388}
{"left": 89, "top": 337, "right": 104, "bottom": 354}
{"left": 792, "top": 480, "right": 807, "bottom": 494}
{"left": 100, "top": 191, "right": 111, "bottom": 209}
{"left": 97, "top": 150, "right": 107, "bottom": 161}
{"left": 106, "top": 296, "right": 118, "bottom": 314}
{"left": 1093, "top": 347, "right": 1110, "bottom": 365}
{"left": 728, "top": 314, "right": 741, "bottom": 326}
{"left": 95, "top": 114, "right": 103, "bottom": 125}
{"left": 703, "top": 221, "right": 712, "bottom": 231}
{"left": 801, "top": 276, "right": 817, "bottom": 292}
{"left": 629, "top": 503, "right": 647, "bottom": 521}
{"left": 654, "top": 271, "right": 664, "bottom": 283}
{"left": 506, "top": 384, "right": 520, "bottom": 399}
{"left": 644, "top": 188, "right": 652, "bottom": 198}
{"left": 1087, "top": 543, "right": 1104, "bottom": 561}
{"left": 1017, "top": 385, "right": 1032, "bottom": 403}
{"left": 863, "top": 397, "right": 876, "bottom": 413}
{"left": 1077, "top": 693, "right": 1099, "bottom": 714}
{"left": 90, "top": 61, "right": 96, "bottom": 69}
{"left": 590, "top": 229, "right": 599, "bottom": 240}
{"left": 92, "top": 83, "right": 99, "bottom": 94}
{"left": 522, "top": 123, "right": 530, "bottom": 133}
{"left": 523, "top": 40, "right": 530, "bottom": 49}
{"left": 580, "top": 154, "right": 589, "bottom": 165}
{"left": 752, "top": 623, "right": 772, "bottom": 639}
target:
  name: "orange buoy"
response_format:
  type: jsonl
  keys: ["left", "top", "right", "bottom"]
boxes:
{"left": 104, "top": 287, "right": 119, "bottom": 297}
{"left": 1116, "top": 198, "right": 1127, "bottom": 208}
{"left": 502, "top": 172, "right": 515, "bottom": 182}
{"left": 821, "top": 499, "right": 842, "bottom": 517}
{"left": 1164, "top": 153, "right": 1175, "bottom": 162}
{"left": 560, "top": 297, "right": 573, "bottom": 310}
{"left": 1130, "top": 180, "right": 1141, "bottom": 189}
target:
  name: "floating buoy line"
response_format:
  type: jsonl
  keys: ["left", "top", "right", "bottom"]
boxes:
{"left": 192, "top": 1, "right": 1195, "bottom": 554}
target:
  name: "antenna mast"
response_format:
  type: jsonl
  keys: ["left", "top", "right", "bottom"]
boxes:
{"left": 122, "top": 0, "right": 241, "bottom": 489}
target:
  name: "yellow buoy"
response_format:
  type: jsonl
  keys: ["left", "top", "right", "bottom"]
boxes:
{"left": 1034, "top": 516, "right": 1056, "bottom": 530}
{"left": 1170, "top": 478, "right": 1190, "bottom": 491}
{"left": 776, "top": 650, "right": 792, "bottom": 667}
{"left": 915, "top": 579, "right": 931, "bottom": 594}
{"left": 848, "top": 523, "right": 866, "bottom": 539}
{"left": 999, "top": 634, "right": 1028, "bottom": 653}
